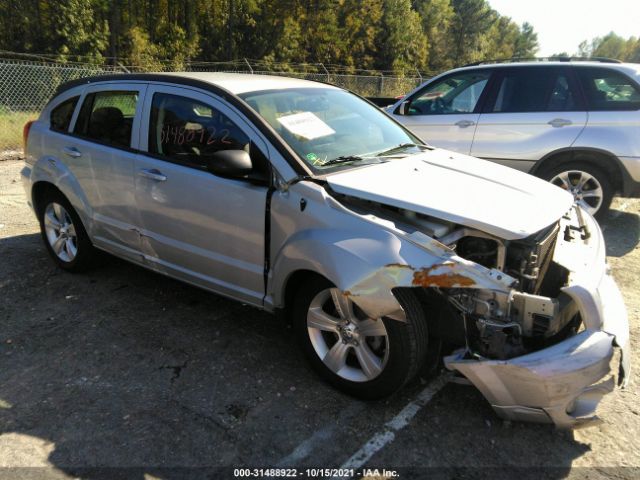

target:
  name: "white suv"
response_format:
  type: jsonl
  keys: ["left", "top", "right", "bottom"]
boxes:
{"left": 388, "top": 60, "right": 640, "bottom": 218}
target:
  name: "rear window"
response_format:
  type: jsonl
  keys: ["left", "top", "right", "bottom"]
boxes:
{"left": 50, "top": 96, "right": 79, "bottom": 132}
{"left": 74, "top": 91, "right": 138, "bottom": 148}
{"left": 576, "top": 67, "right": 640, "bottom": 111}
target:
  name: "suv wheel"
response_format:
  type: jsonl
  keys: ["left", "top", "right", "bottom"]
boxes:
{"left": 293, "top": 276, "right": 431, "bottom": 399}
{"left": 539, "top": 162, "right": 613, "bottom": 220}
{"left": 38, "top": 190, "right": 97, "bottom": 272}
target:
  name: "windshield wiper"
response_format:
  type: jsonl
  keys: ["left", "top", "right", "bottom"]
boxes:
{"left": 320, "top": 155, "right": 365, "bottom": 167}
{"left": 375, "top": 143, "right": 428, "bottom": 157}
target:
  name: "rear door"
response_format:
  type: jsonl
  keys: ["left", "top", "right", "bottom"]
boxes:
{"left": 470, "top": 67, "right": 587, "bottom": 172}
{"left": 572, "top": 66, "right": 640, "bottom": 158}
{"left": 67, "top": 83, "right": 147, "bottom": 260}
{"left": 392, "top": 70, "right": 492, "bottom": 154}
{"left": 134, "top": 84, "right": 271, "bottom": 306}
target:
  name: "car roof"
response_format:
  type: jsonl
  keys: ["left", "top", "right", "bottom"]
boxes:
{"left": 55, "top": 72, "right": 339, "bottom": 96}
{"left": 450, "top": 61, "right": 640, "bottom": 78}
{"left": 160, "top": 72, "right": 339, "bottom": 94}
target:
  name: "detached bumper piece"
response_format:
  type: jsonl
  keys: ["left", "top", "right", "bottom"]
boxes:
{"left": 445, "top": 273, "right": 629, "bottom": 429}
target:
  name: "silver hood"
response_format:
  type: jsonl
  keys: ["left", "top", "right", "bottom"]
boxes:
{"left": 326, "top": 149, "right": 574, "bottom": 240}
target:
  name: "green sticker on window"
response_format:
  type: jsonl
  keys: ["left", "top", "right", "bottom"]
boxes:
{"left": 306, "top": 153, "right": 319, "bottom": 164}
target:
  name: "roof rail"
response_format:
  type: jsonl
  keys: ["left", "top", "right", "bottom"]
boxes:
{"left": 460, "top": 56, "right": 623, "bottom": 68}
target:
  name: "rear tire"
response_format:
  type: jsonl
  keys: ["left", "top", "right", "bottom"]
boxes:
{"left": 538, "top": 161, "right": 613, "bottom": 220}
{"left": 37, "top": 189, "right": 97, "bottom": 272}
{"left": 293, "top": 276, "right": 431, "bottom": 399}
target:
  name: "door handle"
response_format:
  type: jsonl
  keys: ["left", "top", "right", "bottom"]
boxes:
{"left": 548, "top": 118, "right": 572, "bottom": 128}
{"left": 138, "top": 168, "right": 167, "bottom": 182}
{"left": 62, "top": 146, "right": 82, "bottom": 158}
{"left": 455, "top": 120, "right": 475, "bottom": 128}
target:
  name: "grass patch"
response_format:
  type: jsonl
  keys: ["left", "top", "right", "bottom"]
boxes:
{"left": 0, "top": 110, "right": 40, "bottom": 151}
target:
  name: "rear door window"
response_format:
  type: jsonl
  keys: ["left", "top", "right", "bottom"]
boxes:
{"left": 576, "top": 67, "right": 640, "bottom": 111}
{"left": 489, "top": 68, "right": 579, "bottom": 112}
{"left": 74, "top": 91, "right": 138, "bottom": 148}
{"left": 50, "top": 96, "right": 79, "bottom": 132}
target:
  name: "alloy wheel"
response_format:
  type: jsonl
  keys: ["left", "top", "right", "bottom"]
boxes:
{"left": 550, "top": 169, "right": 604, "bottom": 216}
{"left": 43, "top": 202, "right": 78, "bottom": 263}
{"left": 306, "top": 288, "right": 389, "bottom": 382}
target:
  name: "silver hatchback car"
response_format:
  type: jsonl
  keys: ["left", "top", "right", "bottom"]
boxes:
{"left": 22, "top": 73, "right": 629, "bottom": 428}
{"left": 388, "top": 60, "right": 640, "bottom": 218}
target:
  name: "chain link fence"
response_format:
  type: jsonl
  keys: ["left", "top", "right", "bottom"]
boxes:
{"left": 0, "top": 57, "right": 424, "bottom": 151}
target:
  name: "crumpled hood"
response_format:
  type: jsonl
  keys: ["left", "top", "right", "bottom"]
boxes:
{"left": 326, "top": 149, "right": 574, "bottom": 240}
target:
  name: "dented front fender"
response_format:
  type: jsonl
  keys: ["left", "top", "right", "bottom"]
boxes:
{"left": 268, "top": 181, "right": 514, "bottom": 320}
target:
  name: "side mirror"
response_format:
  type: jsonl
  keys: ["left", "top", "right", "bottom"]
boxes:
{"left": 397, "top": 100, "right": 410, "bottom": 115}
{"left": 206, "top": 149, "right": 253, "bottom": 178}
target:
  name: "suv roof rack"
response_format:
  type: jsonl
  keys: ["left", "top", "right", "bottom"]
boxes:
{"left": 461, "top": 56, "right": 623, "bottom": 68}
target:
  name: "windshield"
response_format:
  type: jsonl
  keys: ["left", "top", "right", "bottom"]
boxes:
{"left": 239, "top": 88, "right": 421, "bottom": 171}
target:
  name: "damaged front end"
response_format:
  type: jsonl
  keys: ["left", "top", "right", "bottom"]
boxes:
{"left": 336, "top": 195, "right": 629, "bottom": 428}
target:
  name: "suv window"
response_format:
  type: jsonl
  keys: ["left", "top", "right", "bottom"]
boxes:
{"left": 407, "top": 71, "right": 490, "bottom": 115}
{"left": 491, "top": 68, "right": 577, "bottom": 112}
{"left": 148, "top": 93, "right": 250, "bottom": 169}
{"left": 50, "top": 96, "right": 79, "bottom": 132}
{"left": 576, "top": 67, "right": 640, "bottom": 111}
{"left": 74, "top": 91, "right": 138, "bottom": 148}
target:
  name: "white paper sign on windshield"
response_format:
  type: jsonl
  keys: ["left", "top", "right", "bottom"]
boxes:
{"left": 276, "top": 112, "right": 335, "bottom": 140}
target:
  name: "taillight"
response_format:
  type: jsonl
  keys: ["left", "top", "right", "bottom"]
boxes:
{"left": 23, "top": 120, "right": 34, "bottom": 152}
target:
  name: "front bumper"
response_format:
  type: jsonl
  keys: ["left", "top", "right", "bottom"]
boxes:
{"left": 445, "top": 208, "right": 630, "bottom": 429}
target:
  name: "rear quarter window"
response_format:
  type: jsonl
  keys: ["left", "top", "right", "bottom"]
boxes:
{"left": 50, "top": 96, "right": 79, "bottom": 132}
{"left": 577, "top": 67, "right": 640, "bottom": 111}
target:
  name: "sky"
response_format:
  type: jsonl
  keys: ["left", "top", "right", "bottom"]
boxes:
{"left": 487, "top": 0, "right": 640, "bottom": 56}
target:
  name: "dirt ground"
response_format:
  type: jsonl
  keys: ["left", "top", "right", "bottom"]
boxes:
{"left": 1, "top": 156, "right": 639, "bottom": 479}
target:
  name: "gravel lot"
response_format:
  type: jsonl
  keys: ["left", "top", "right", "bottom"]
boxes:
{"left": 1, "top": 157, "right": 639, "bottom": 479}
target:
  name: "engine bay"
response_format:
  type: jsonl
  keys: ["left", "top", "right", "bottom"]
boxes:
{"left": 335, "top": 193, "right": 583, "bottom": 361}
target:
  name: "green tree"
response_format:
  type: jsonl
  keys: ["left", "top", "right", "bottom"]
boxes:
{"left": 592, "top": 32, "right": 628, "bottom": 60}
{"left": 415, "top": 0, "right": 455, "bottom": 72}
{"left": 482, "top": 15, "right": 519, "bottom": 60}
{"left": 513, "top": 22, "right": 538, "bottom": 58}
{"left": 448, "top": 0, "right": 495, "bottom": 66}
{"left": 47, "top": 0, "right": 109, "bottom": 63}
{"left": 121, "top": 26, "right": 164, "bottom": 70}
{"left": 624, "top": 38, "right": 640, "bottom": 63}
{"left": 155, "top": 21, "right": 200, "bottom": 69}
{"left": 578, "top": 32, "right": 640, "bottom": 62}
{"left": 379, "top": 0, "right": 428, "bottom": 74}
{"left": 0, "top": 0, "right": 546, "bottom": 75}
{"left": 338, "top": 0, "right": 384, "bottom": 70}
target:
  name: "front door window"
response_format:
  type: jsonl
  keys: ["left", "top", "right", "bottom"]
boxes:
{"left": 408, "top": 72, "right": 490, "bottom": 115}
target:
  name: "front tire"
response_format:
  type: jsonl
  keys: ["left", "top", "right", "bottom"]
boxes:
{"left": 38, "top": 190, "right": 97, "bottom": 272}
{"left": 293, "top": 276, "right": 430, "bottom": 399}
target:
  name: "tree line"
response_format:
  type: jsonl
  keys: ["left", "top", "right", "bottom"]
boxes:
{"left": 0, "top": 0, "right": 541, "bottom": 74}
{"left": 575, "top": 32, "right": 640, "bottom": 63}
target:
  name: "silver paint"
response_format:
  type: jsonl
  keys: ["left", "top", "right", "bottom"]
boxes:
{"left": 23, "top": 73, "right": 631, "bottom": 428}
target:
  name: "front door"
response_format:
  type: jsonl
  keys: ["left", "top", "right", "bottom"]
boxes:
{"left": 393, "top": 70, "right": 492, "bottom": 154}
{"left": 134, "top": 85, "right": 270, "bottom": 306}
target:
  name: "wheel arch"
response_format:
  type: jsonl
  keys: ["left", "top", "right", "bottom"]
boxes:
{"left": 530, "top": 147, "right": 625, "bottom": 194}
{"left": 31, "top": 180, "right": 94, "bottom": 239}
{"left": 280, "top": 269, "right": 330, "bottom": 325}
{"left": 31, "top": 181, "right": 63, "bottom": 218}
